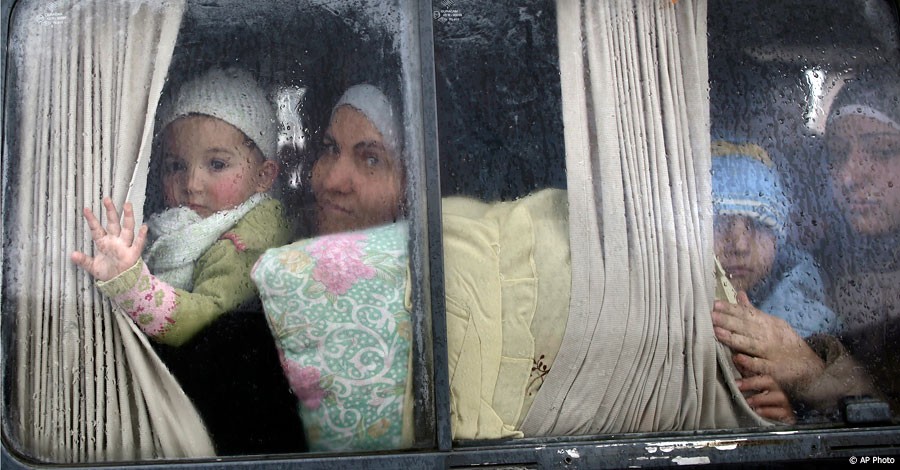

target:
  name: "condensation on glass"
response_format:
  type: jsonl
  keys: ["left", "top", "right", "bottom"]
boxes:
{"left": 709, "top": 0, "right": 900, "bottom": 425}
{"left": 1, "top": 0, "right": 432, "bottom": 462}
{"left": 435, "top": 0, "right": 900, "bottom": 444}
{"left": 2, "top": 0, "right": 900, "bottom": 466}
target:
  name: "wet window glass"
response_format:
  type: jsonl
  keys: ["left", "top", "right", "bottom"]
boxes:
{"left": 434, "top": 1, "right": 566, "bottom": 200}
{"left": 709, "top": 0, "right": 900, "bottom": 426}
{"left": 2, "top": 0, "right": 430, "bottom": 462}
{"left": 433, "top": 0, "right": 572, "bottom": 442}
{"left": 3, "top": 0, "right": 900, "bottom": 467}
{"left": 435, "top": 0, "right": 900, "bottom": 446}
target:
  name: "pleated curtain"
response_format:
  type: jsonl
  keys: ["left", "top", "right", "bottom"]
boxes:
{"left": 7, "top": 0, "right": 214, "bottom": 462}
{"left": 522, "top": 0, "right": 766, "bottom": 435}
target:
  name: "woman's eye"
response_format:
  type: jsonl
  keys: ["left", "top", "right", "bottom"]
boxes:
{"left": 365, "top": 155, "right": 380, "bottom": 167}
{"left": 317, "top": 146, "right": 337, "bottom": 164}
{"left": 320, "top": 139, "right": 338, "bottom": 156}
{"left": 209, "top": 159, "right": 227, "bottom": 171}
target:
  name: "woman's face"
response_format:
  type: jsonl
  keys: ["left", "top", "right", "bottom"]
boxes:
{"left": 311, "top": 105, "right": 404, "bottom": 234}
{"left": 714, "top": 215, "right": 777, "bottom": 293}
{"left": 827, "top": 114, "right": 900, "bottom": 236}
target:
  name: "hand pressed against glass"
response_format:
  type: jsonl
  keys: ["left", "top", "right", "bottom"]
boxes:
{"left": 312, "top": 105, "right": 404, "bottom": 234}
{"left": 71, "top": 114, "right": 278, "bottom": 283}
{"left": 737, "top": 375, "right": 797, "bottom": 424}
{"left": 827, "top": 114, "right": 900, "bottom": 236}
{"left": 712, "top": 292, "right": 825, "bottom": 392}
{"left": 70, "top": 198, "right": 148, "bottom": 282}
{"left": 162, "top": 115, "right": 278, "bottom": 219}
{"left": 737, "top": 374, "right": 797, "bottom": 424}
{"left": 714, "top": 215, "right": 777, "bottom": 293}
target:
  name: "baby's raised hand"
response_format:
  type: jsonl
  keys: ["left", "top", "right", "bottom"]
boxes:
{"left": 71, "top": 198, "right": 148, "bottom": 282}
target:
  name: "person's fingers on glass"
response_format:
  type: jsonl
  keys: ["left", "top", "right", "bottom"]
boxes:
{"left": 738, "top": 375, "right": 797, "bottom": 425}
{"left": 713, "top": 292, "right": 791, "bottom": 354}
{"left": 732, "top": 353, "right": 771, "bottom": 377}
{"left": 71, "top": 197, "right": 148, "bottom": 282}
{"left": 733, "top": 344, "right": 825, "bottom": 394}
{"left": 119, "top": 199, "right": 137, "bottom": 246}
{"left": 103, "top": 196, "right": 122, "bottom": 238}
{"left": 712, "top": 296, "right": 775, "bottom": 358}
{"left": 714, "top": 292, "right": 826, "bottom": 390}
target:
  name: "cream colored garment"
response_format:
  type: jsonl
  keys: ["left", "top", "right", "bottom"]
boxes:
{"left": 442, "top": 189, "right": 571, "bottom": 440}
{"left": 441, "top": 188, "right": 763, "bottom": 440}
{"left": 9, "top": 0, "right": 214, "bottom": 462}
{"left": 521, "top": 0, "right": 768, "bottom": 436}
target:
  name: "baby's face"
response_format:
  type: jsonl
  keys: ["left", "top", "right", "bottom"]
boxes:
{"left": 161, "top": 115, "right": 274, "bottom": 218}
{"left": 714, "top": 215, "right": 777, "bottom": 293}
{"left": 827, "top": 114, "right": 900, "bottom": 236}
{"left": 311, "top": 105, "right": 404, "bottom": 234}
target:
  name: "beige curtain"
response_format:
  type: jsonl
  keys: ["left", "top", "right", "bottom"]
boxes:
{"left": 522, "top": 0, "right": 766, "bottom": 435}
{"left": 8, "top": 0, "right": 214, "bottom": 462}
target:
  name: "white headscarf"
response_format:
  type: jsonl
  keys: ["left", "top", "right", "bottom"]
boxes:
{"left": 332, "top": 83, "right": 402, "bottom": 157}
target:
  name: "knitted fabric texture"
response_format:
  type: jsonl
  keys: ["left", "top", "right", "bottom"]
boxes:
{"left": 711, "top": 141, "right": 789, "bottom": 239}
{"left": 333, "top": 84, "right": 401, "bottom": 157}
{"left": 144, "top": 193, "right": 267, "bottom": 290}
{"left": 158, "top": 67, "right": 277, "bottom": 160}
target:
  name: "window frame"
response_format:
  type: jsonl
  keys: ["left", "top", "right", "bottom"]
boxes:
{"left": 2, "top": 0, "right": 900, "bottom": 468}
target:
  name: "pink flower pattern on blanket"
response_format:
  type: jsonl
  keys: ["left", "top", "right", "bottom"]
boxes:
{"left": 279, "top": 349, "right": 327, "bottom": 409}
{"left": 306, "top": 233, "right": 376, "bottom": 295}
{"left": 253, "top": 222, "right": 410, "bottom": 451}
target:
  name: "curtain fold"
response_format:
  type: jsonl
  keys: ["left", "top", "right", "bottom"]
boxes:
{"left": 8, "top": 0, "right": 214, "bottom": 462}
{"left": 522, "top": 0, "right": 767, "bottom": 436}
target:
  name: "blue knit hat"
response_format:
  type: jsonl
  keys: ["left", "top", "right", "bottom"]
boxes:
{"left": 712, "top": 140, "right": 789, "bottom": 241}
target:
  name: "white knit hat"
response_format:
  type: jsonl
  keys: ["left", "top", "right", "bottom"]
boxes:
{"left": 158, "top": 67, "right": 277, "bottom": 160}
{"left": 332, "top": 84, "right": 402, "bottom": 157}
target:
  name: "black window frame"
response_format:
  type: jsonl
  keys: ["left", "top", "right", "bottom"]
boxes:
{"left": 1, "top": 1, "right": 900, "bottom": 468}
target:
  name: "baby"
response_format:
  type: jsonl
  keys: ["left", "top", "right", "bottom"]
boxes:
{"left": 71, "top": 67, "right": 292, "bottom": 347}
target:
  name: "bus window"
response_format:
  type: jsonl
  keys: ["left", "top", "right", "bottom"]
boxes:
{"left": 3, "top": 0, "right": 900, "bottom": 467}
{"left": 436, "top": 0, "right": 900, "bottom": 449}
{"left": 2, "top": 0, "right": 433, "bottom": 461}
{"left": 709, "top": 0, "right": 900, "bottom": 426}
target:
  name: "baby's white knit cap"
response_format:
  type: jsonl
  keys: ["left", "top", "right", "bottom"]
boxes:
{"left": 158, "top": 67, "right": 277, "bottom": 160}
{"left": 333, "top": 84, "right": 401, "bottom": 156}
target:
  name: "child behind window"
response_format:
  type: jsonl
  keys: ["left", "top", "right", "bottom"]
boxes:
{"left": 71, "top": 67, "right": 292, "bottom": 347}
{"left": 712, "top": 140, "right": 839, "bottom": 338}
